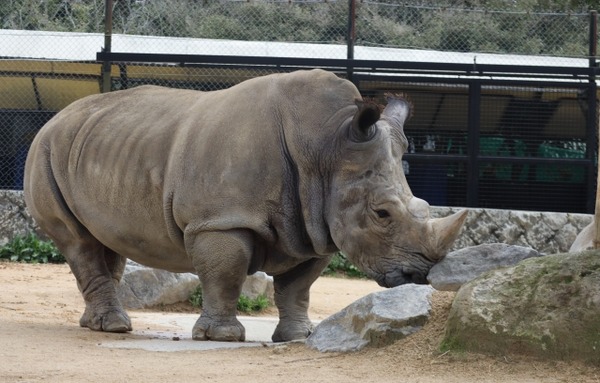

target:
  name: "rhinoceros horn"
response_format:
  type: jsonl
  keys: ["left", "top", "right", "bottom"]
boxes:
{"left": 429, "top": 209, "right": 469, "bottom": 259}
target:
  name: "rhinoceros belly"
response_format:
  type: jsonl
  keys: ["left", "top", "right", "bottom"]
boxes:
{"left": 73, "top": 203, "right": 194, "bottom": 273}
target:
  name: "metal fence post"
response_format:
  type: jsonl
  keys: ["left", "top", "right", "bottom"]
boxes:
{"left": 101, "top": 0, "right": 113, "bottom": 93}
{"left": 346, "top": 0, "right": 356, "bottom": 82}
{"left": 466, "top": 80, "right": 481, "bottom": 207}
{"left": 587, "top": 10, "right": 598, "bottom": 214}
{"left": 589, "top": 10, "right": 597, "bottom": 69}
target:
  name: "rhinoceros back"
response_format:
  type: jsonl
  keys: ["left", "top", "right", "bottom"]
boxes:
{"left": 24, "top": 84, "right": 282, "bottom": 271}
{"left": 24, "top": 70, "right": 362, "bottom": 272}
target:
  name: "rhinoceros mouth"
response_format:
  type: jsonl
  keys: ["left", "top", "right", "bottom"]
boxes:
{"left": 375, "top": 268, "right": 429, "bottom": 288}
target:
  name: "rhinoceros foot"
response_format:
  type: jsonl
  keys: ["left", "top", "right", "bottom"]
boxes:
{"left": 192, "top": 316, "right": 245, "bottom": 342}
{"left": 79, "top": 305, "right": 132, "bottom": 333}
{"left": 272, "top": 319, "right": 313, "bottom": 342}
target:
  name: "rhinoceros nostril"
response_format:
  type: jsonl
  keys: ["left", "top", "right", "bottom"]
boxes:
{"left": 379, "top": 270, "right": 413, "bottom": 288}
{"left": 410, "top": 272, "right": 428, "bottom": 285}
{"left": 382, "top": 269, "right": 429, "bottom": 287}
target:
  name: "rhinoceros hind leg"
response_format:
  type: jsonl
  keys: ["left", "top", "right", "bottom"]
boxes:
{"left": 192, "top": 316, "right": 245, "bottom": 341}
{"left": 80, "top": 305, "right": 132, "bottom": 333}
{"left": 59, "top": 237, "right": 131, "bottom": 333}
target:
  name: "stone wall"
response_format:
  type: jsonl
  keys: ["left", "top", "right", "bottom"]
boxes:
{"left": 1, "top": 190, "right": 593, "bottom": 254}
{"left": 432, "top": 206, "right": 591, "bottom": 254}
{"left": 0, "top": 190, "right": 42, "bottom": 246}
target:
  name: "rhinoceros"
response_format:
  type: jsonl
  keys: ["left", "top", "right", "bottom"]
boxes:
{"left": 24, "top": 69, "right": 467, "bottom": 342}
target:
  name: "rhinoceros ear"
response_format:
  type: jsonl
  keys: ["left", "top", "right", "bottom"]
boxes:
{"left": 350, "top": 100, "right": 381, "bottom": 142}
{"left": 382, "top": 94, "right": 412, "bottom": 131}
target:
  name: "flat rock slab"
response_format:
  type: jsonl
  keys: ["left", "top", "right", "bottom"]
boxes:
{"left": 306, "top": 284, "right": 434, "bottom": 352}
{"left": 99, "top": 337, "right": 264, "bottom": 352}
{"left": 427, "top": 243, "right": 542, "bottom": 291}
{"left": 99, "top": 314, "right": 289, "bottom": 352}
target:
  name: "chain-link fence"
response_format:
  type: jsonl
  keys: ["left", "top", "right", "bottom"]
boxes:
{"left": 388, "top": 80, "right": 593, "bottom": 213}
{"left": 105, "top": 1, "right": 594, "bottom": 66}
{"left": 0, "top": 0, "right": 598, "bottom": 213}
{"left": 2, "top": 1, "right": 594, "bottom": 57}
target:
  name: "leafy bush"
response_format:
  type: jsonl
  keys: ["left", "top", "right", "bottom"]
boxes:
{"left": 189, "top": 285, "right": 270, "bottom": 313}
{"left": 189, "top": 285, "right": 204, "bottom": 308}
{"left": 0, "top": 234, "right": 65, "bottom": 264}
{"left": 236, "top": 294, "right": 270, "bottom": 313}
{"left": 322, "top": 252, "right": 366, "bottom": 278}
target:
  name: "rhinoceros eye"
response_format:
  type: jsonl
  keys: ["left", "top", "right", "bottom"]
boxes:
{"left": 375, "top": 209, "right": 390, "bottom": 218}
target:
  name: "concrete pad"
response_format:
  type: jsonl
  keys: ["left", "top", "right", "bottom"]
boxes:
{"left": 98, "top": 313, "right": 281, "bottom": 352}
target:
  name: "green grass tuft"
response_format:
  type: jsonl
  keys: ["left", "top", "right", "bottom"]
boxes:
{"left": 237, "top": 294, "right": 269, "bottom": 313}
{"left": 189, "top": 284, "right": 204, "bottom": 308}
{"left": 0, "top": 234, "right": 65, "bottom": 264}
{"left": 189, "top": 285, "right": 270, "bottom": 313}
{"left": 322, "top": 252, "right": 366, "bottom": 278}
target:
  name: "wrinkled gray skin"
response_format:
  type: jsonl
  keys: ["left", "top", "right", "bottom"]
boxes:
{"left": 24, "top": 69, "right": 466, "bottom": 342}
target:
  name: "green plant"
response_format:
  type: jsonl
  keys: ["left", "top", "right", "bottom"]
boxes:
{"left": 236, "top": 294, "right": 269, "bottom": 313}
{"left": 189, "top": 284, "right": 203, "bottom": 308}
{"left": 439, "top": 335, "right": 465, "bottom": 354}
{"left": 322, "top": 252, "right": 366, "bottom": 278}
{"left": 0, "top": 234, "right": 65, "bottom": 264}
{"left": 189, "top": 285, "right": 270, "bottom": 313}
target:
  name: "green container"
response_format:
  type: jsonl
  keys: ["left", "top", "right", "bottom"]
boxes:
{"left": 536, "top": 144, "right": 584, "bottom": 183}
{"left": 480, "top": 137, "right": 528, "bottom": 181}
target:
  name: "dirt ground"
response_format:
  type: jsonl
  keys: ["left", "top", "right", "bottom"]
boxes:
{"left": 1, "top": 261, "right": 599, "bottom": 383}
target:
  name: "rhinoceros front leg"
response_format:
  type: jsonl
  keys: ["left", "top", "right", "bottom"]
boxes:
{"left": 272, "top": 255, "right": 332, "bottom": 342}
{"left": 186, "top": 229, "right": 252, "bottom": 342}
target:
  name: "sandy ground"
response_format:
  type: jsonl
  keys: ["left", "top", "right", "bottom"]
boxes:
{"left": 1, "top": 261, "right": 599, "bottom": 383}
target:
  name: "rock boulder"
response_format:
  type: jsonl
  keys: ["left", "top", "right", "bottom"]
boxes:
{"left": 443, "top": 250, "right": 600, "bottom": 363}
{"left": 117, "top": 262, "right": 200, "bottom": 309}
{"left": 306, "top": 284, "right": 434, "bottom": 352}
{"left": 427, "top": 243, "right": 542, "bottom": 291}
{"left": 117, "top": 262, "right": 275, "bottom": 309}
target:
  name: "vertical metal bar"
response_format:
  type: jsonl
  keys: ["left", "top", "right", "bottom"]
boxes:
{"left": 346, "top": 0, "right": 356, "bottom": 82}
{"left": 101, "top": 0, "right": 113, "bottom": 93}
{"left": 587, "top": 88, "right": 599, "bottom": 217}
{"left": 589, "top": 81, "right": 599, "bottom": 220}
{"left": 466, "top": 80, "right": 481, "bottom": 207}
{"left": 589, "top": 10, "right": 597, "bottom": 69}
{"left": 118, "top": 63, "right": 128, "bottom": 90}
{"left": 588, "top": 10, "right": 599, "bottom": 216}
{"left": 585, "top": 80, "right": 597, "bottom": 214}
{"left": 31, "top": 76, "right": 43, "bottom": 110}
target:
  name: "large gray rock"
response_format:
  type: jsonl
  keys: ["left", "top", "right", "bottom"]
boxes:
{"left": 306, "top": 284, "right": 434, "bottom": 352}
{"left": 117, "top": 263, "right": 275, "bottom": 309}
{"left": 117, "top": 263, "right": 200, "bottom": 309}
{"left": 443, "top": 250, "right": 600, "bottom": 362}
{"left": 427, "top": 243, "right": 542, "bottom": 291}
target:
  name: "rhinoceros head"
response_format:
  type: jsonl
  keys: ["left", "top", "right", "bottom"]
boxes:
{"left": 327, "top": 95, "right": 467, "bottom": 287}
